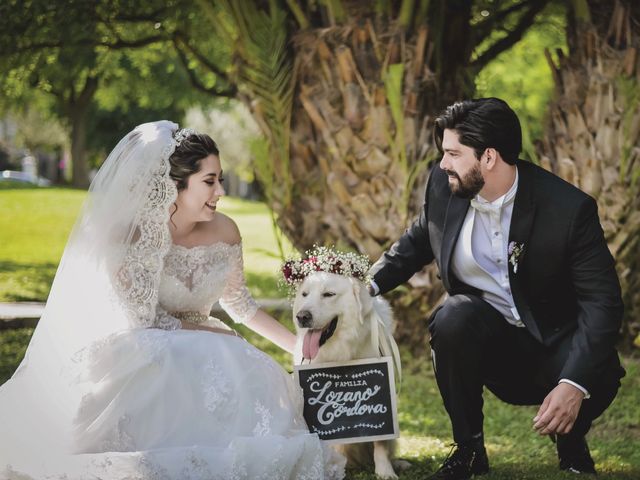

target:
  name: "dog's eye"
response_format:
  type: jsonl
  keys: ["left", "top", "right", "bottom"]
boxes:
{"left": 301, "top": 292, "right": 308, "bottom": 297}
{"left": 322, "top": 292, "right": 336, "bottom": 298}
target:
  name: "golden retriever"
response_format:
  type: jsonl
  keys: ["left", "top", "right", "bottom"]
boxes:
{"left": 292, "top": 271, "right": 405, "bottom": 479}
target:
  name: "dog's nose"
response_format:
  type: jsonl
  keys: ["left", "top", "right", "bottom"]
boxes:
{"left": 296, "top": 310, "right": 313, "bottom": 328}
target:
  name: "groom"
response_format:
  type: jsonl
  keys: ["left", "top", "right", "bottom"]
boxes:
{"left": 369, "top": 98, "right": 625, "bottom": 478}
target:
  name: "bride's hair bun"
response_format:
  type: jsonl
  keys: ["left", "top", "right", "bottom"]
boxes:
{"left": 169, "top": 130, "right": 219, "bottom": 191}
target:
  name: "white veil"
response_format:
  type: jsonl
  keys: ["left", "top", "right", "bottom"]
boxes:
{"left": 0, "top": 120, "right": 180, "bottom": 458}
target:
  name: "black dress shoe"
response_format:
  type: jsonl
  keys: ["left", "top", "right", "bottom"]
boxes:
{"left": 427, "top": 441, "right": 490, "bottom": 480}
{"left": 556, "top": 434, "right": 597, "bottom": 474}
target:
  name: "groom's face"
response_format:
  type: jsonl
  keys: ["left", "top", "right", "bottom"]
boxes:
{"left": 439, "top": 129, "right": 485, "bottom": 199}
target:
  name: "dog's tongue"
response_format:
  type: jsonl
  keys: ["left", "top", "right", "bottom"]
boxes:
{"left": 302, "top": 329, "right": 323, "bottom": 360}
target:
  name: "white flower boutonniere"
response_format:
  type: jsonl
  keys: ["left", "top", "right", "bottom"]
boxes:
{"left": 508, "top": 241, "right": 525, "bottom": 274}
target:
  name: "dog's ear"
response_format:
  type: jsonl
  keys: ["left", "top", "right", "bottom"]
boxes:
{"left": 350, "top": 278, "right": 373, "bottom": 324}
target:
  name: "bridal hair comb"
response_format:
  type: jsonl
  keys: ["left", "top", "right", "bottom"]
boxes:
{"left": 173, "top": 128, "right": 197, "bottom": 147}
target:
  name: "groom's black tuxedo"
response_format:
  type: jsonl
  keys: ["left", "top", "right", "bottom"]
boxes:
{"left": 371, "top": 160, "right": 623, "bottom": 395}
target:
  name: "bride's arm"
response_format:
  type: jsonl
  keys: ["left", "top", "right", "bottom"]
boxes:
{"left": 219, "top": 242, "right": 295, "bottom": 353}
{"left": 215, "top": 216, "right": 295, "bottom": 353}
{"left": 244, "top": 310, "right": 296, "bottom": 354}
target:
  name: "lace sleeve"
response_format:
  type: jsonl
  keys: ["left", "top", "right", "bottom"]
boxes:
{"left": 219, "top": 244, "right": 259, "bottom": 324}
{"left": 114, "top": 257, "right": 180, "bottom": 330}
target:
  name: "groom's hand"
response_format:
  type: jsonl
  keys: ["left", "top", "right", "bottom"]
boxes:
{"left": 533, "top": 383, "right": 584, "bottom": 436}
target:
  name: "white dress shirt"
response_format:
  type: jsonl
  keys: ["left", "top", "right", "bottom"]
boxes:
{"left": 451, "top": 168, "right": 523, "bottom": 326}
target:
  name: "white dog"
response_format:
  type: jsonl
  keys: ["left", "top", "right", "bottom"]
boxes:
{"left": 292, "top": 271, "right": 405, "bottom": 479}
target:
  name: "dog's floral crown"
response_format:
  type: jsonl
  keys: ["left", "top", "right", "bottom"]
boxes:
{"left": 281, "top": 246, "right": 372, "bottom": 290}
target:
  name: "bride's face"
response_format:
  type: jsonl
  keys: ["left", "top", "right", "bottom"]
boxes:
{"left": 174, "top": 154, "right": 225, "bottom": 223}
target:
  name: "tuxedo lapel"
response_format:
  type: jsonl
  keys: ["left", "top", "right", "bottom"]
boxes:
{"left": 508, "top": 162, "right": 541, "bottom": 340}
{"left": 441, "top": 194, "right": 470, "bottom": 290}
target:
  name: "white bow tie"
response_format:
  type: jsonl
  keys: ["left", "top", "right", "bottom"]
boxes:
{"left": 470, "top": 193, "right": 515, "bottom": 215}
{"left": 470, "top": 198, "right": 501, "bottom": 215}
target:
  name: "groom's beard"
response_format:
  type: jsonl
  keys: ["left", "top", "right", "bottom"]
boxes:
{"left": 445, "top": 163, "right": 485, "bottom": 199}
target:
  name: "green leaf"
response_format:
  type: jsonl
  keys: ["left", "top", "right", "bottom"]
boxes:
{"left": 383, "top": 62, "right": 406, "bottom": 171}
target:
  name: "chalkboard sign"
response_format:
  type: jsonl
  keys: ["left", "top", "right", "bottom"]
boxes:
{"left": 294, "top": 357, "right": 399, "bottom": 444}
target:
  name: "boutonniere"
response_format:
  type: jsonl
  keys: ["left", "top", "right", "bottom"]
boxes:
{"left": 508, "top": 241, "right": 525, "bottom": 274}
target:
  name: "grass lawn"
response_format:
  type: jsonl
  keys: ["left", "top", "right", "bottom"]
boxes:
{"left": 0, "top": 183, "right": 295, "bottom": 302}
{"left": 0, "top": 185, "right": 83, "bottom": 302}
{"left": 1, "top": 184, "right": 639, "bottom": 478}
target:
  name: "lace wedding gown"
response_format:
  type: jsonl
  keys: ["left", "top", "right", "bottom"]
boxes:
{"left": 1, "top": 242, "right": 345, "bottom": 480}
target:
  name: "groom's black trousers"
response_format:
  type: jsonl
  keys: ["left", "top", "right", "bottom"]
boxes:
{"left": 428, "top": 294, "right": 624, "bottom": 444}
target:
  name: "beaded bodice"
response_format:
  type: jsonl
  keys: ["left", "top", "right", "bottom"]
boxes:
{"left": 157, "top": 242, "right": 258, "bottom": 326}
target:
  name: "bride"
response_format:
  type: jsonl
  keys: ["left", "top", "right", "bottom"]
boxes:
{"left": 0, "top": 121, "right": 345, "bottom": 479}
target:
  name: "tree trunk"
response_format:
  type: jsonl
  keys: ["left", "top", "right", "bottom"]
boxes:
{"left": 66, "top": 76, "right": 98, "bottom": 188}
{"left": 69, "top": 109, "right": 89, "bottom": 188}
{"left": 253, "top": 5, "right": 475, "bottom": 256}
{"left": 539, "top": 0, "right": 640, "bottom": 349}
{"left": 252, "top": 21, "right": 473, "bottom": 348}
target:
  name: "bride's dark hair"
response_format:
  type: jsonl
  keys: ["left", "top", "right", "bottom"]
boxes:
{"left": 169, "top": 133, "right": 219, "bottom": 191}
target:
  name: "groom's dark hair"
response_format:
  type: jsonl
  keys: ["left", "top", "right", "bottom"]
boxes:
{"left": 434, "top": 97, "right": 522, "bottom": 165}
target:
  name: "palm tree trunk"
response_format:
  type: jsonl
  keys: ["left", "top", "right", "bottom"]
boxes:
{"left": 271, "top": 23, "right": 472, "bottom": 347}
{"left": 539, "top": 0, "right": 640, "bottom": 349}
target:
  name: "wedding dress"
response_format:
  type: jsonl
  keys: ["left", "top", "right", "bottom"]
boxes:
{"left": 0, "top": 121, "right": 345, "bottom": 480}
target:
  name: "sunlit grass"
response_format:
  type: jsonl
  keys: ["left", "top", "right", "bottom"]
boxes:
{"left": 0, "top": 186, "right": 295, "bottom": 302}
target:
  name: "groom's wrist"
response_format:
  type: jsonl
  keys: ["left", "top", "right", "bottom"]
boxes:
{"left": 368, "top": 280, "right": 380, "bottom": 297}
{"left": 558, "top": 379, "right": 590, "bottom": 399}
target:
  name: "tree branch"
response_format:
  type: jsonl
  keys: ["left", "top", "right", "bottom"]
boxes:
{"left": 285, "top": 0, "right": 309, "bottom": 29}
{"left": 174, "top": 43, "right": 237, "bottom": 98}
{"left": 77, "top": 75, "right": 99, "bottom": 106}
{"left": 472, "top": 1, "right": 531, "bottom": 45}
{"left": 112, "top": 9, "right": 169, "bottom": 23}
{"left": 103, "top": 34, "right": 169, "bottom": 49}
{"left": 471, "top": 0, "right": 550, "bottom": 71}
{"left": 172, "top": 32, "right": 233, "bottom": 84}
{"left": 3, "top": 35, "right": 168, "bottom": 56}
{"left": 47, "top": 83, "right": 65, "bottom": 101}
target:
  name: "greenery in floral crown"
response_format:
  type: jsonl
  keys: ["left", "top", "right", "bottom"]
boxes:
{"left": 280, "top": 245, "right": 372, "bottom": 294}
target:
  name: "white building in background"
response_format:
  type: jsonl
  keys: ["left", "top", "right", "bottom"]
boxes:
{"left": 0, "top": 112, "right": 68, "bottom": 184}
{"left": 21, "top": 154, "right": 37, "bottom": 177}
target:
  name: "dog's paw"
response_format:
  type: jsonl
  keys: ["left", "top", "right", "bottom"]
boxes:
{"left": 392, "top": 458, "right": 412, "bottom": 471}
{"left": 374, "top": 464, "right": 398, "bottom": 479}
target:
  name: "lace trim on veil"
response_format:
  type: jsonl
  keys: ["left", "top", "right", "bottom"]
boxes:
{"left": 114, "top": 139, "right": 178, "bottom": 328}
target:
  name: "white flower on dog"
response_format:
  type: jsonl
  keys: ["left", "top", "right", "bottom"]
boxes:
{"left": 281, "top": 245, "right": 371, "bottom": 296}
